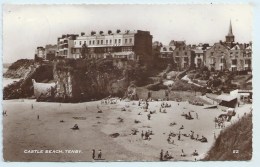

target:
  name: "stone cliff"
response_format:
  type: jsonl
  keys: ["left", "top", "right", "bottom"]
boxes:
{"left": 4, "top": 59, "right": 35, "bottom": 79}
{"left": 43, "top": 58, "right": 140, "bottom": 102}
{"left": 3, "top": 62, "right": 54, "bottom": 100}
{"left": 4, "top": 58, "right": 147, "bottom": 102}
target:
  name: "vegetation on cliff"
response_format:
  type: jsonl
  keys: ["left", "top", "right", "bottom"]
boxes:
{"left": 4, "top": 59, "right": 35, "bottom": 78}
{"left": 37, "top": 58, "right": 149, "bottom": 102}
{"left": 203, "top": 112, "right": 252, "bottom": 160}
{"left": 3, "top": 63, "right": 54, "bottom": 100}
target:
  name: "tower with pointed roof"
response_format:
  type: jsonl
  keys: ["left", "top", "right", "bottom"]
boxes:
{"left": 225, "top": 20, "right": 235, "bottom": 44}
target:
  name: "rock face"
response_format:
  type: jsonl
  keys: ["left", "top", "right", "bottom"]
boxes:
{"left": 47, "top": 58, "right": 140, "bottom": 102}
{"left": 3, "top": 62, "right": 54, "bottom": 100}
{"left": 4, "top": 58, "right": 145, "bottom": 102}
{"left": 4, "top": 59, "right": 35, "bottom": 79}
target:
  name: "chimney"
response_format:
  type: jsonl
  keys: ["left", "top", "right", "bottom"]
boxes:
{"left": 116, "top": 29, "right": 121, "bottom": 34}
{"left": 99, "top": 31, "right": 104, "bottom": 35}
{"left": 81, "top": 32, "right": 85, "bottom": 36}
{"left": 91, "top": 31, "right": 96, "bottom": 36}
{"left": 108, "top": 30, "right": 112, "bottom": 35}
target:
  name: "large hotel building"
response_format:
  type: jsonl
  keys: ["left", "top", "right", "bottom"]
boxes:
{"left": 57, "top": 30, "right": 153, "bottom": 62}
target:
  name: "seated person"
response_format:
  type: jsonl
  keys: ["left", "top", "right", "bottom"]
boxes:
{"left": 200, "top": 136, "right": 208, "bottom": 142}
{"left": 192, "top": 150, "right": 199, "bottom": 156}
{"left": 72, "top": 124, "right": 79, "bottom": 130}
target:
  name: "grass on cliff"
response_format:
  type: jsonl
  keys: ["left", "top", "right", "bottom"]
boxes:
{"left": 203, "top": 112, "right": 252, "bottom": 161}
{"left": 8, "top": 59, "right": 34, "bottom": 70}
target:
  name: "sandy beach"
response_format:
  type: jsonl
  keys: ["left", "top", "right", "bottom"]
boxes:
{"left": 2, "top": 98, "right": 252, "bottom": 161}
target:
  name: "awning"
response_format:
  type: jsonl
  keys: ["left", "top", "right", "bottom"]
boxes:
{"left": 113, "top": 51, "right": 134, "bottom": 56}
{"left": 217, "top": 94, "right": 237, "bottom": 102}
{"left": 239, "top": 93, "right": 250, "bottom": 96}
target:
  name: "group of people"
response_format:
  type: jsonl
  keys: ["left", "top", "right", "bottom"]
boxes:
{"left": 101, "top": 97, "right": 119, "bottom": 105}
{"left": 188, "top": 100, "right": 204, "bottom": 106}
{"left": 215, "top": 116, "right": 226, "bottom": 129}
{"left": 160, "top": 149, "right": 173, "bottom": 161}
{"left": 166, "top": 128, "right": 208, "bottom": 145}
{"left": 160, "top": 149, "right": 199, "bottom": 161}
{"left": 159, "top": 107, "right": 167, "bottom": 113}
{"left": 167, "top": 135, "right": 175, "bottom": 144}
{"left": 161, "top": 102, "right": 171, "bottom": 108}
{"left": 92, "top": 149, "right": 102, "bottom": 160}
{"left": 181, "top": 111, "right": 194, "bottom": 120}
{"left": 141, "top": 130, "right": 153, "bottom": 140}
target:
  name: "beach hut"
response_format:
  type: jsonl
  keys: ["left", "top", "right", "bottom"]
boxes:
{"left": 217, "top": 94, "right": 237, "bottom": 108}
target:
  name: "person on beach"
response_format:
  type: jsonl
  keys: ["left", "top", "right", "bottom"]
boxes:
{"left": 147, "top": 114, "right": 151, "bottom": 120}
{"left": 179, "top": 125, "right": 184, "bottom": 130}
{"left": 160, "top": 149, "right": 164, "bottom": 161}
{"left": 92, "top": 149, "right": 95, "bottom": 160}
{"left": 196, "top": 112, "right": 199, "bottom": 119}
{"left": 148, "top": 90, "right": 152, "bottom": 100}
{"left": 165, "top": 90, "right": 169, "bottom": 101}
{"left": 37, "top": 115, "right": 39, "bottom": 120}
{"left": 98, "top": 149, "right": 102, "bottom": 159}
{"left": 141, "top": 131, "right": 144, "bottom": 139}
{"left": 190, "top": 131, "right": 194, "bottom": 139}
{"left": 31, "top": 104, "right": 34, "bottom": 109}
{"left": 193, "top": 150, "right": 198, "bottom": 156}
{"left": 181, "top": 149, "right": 185, "bottom": 157}
{"left": 164, "top": 151, "right": 171, "bottom": 159}
{"left": 72, "top": 124, "right": 79, "bottom": 130}
{"left": 167, "top": 136, "right": 171, "bottom": 143}
{"left": 146, "top": 101, "right": 149, "bottom": 109}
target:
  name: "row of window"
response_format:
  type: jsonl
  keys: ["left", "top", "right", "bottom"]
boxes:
{"left": 162, "top": 48, "right": 189, "bottom": 56}
{"left": 71, "top": 46, "right": 133, "bottom": 54}
{"left": 76, "top": 38, "right": 133, "bottom": 46}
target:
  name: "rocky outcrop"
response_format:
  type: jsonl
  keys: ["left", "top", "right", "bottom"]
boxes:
{"left": 4, "top": 58, "right": 147, "bottom": 102}
{"left": 3, "top": 62, "right": 54, "bottom": 100}
{"left": 4, "top": 59, "right": 35, "bottom": 79}
{"left": 37, "top": 58, "right": 141, "bottom": 102}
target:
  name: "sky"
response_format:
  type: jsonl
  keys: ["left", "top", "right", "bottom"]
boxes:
{"left": 3, "top": 4, "right": 252, "bottom": 63}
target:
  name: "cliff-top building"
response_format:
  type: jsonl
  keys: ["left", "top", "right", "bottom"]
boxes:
{"left": 57, "top": 30, "right": 153, "bottom": 63}
{"left": 35, "top": 46, "right": 45, "bottom": 60}
{"left": 35, "top": 45, "right": 57, "bottom": 61}
{"left": 57, "top": 34, "right": 79, "bottom": 58}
